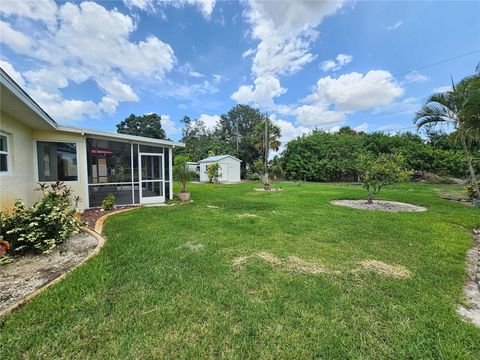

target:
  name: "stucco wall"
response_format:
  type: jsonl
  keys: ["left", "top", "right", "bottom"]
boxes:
{"left": 32, "top": 129, "right": 88, "bottom": 210}
{"left": 0, "top": 111, "right": 35, "bottom": 210}
{"left": 0, "top": 112, "right": 89, "bottom": 211}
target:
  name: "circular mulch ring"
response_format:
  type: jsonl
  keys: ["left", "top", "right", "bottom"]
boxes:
{"left": 330, "top": 200, "right": 427, "bottom": 212}
{"left": 254, "top": 188, "right": 282, "bottom": 192}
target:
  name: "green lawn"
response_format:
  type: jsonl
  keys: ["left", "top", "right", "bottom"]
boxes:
{"left": 1, "top": 182, "right": 480, "bottom": 359}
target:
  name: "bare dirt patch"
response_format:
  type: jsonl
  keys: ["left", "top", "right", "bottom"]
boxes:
{"left": 206, "top": 205, "right": 220, "bottom": 209}
{"left": 330, "top": 200, "right": 427, "bottom": 212}
{"left": 0, "top": 232, "right": 98, "bottom": 313}
{"left": 458, "top": 230, "right": 480, "bottom": 326}
{"left": 358, "top": 260, "right": 411, "bottom": 279}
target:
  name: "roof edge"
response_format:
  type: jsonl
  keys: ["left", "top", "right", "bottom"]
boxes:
{"left": 57, "top": 125, "right": 185, "bottom": 147}
{"left": 199, "top": 155, "right": 242, "bottom": 163}
{"left": 1, "top": 68, "right": 57, "bottom": 129}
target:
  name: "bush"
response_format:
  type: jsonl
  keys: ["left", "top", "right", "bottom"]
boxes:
{"left": 173, "top": 155, "right": 195, "bottom": 192}
{"left": 0, "top": 181, "right": 80, "bottom": 255}
{"left": 358, "top": 153, "right": 412, "bottom": 203}
{"left": 206, "top": 163, "right": 221, "bottom": 183}
{"left": 102, "top": 194, "right": 116, "bottom": 211}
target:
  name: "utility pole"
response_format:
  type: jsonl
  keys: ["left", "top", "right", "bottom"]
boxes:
{"left": 264, "top": 112, "right": 270, "bottom": 189}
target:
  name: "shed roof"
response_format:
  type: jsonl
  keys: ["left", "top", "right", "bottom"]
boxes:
{"left": 198, "top": 155, "right": 242, "bottom": 163}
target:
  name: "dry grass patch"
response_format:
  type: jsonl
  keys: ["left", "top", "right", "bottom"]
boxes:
{"left": 177, "top": 242, "right": 204, "bottom": 251}
{"left": 284, "top": 256, "right": 333, "bottom": 275}
{"left": 233, "top": 252, "right": 333, "bottom": 276}
{"left": 236, "top": 213, "right": 258, "bottom": 218}
{"left": 359, "top": 260, "right": 411, "bottom": 279}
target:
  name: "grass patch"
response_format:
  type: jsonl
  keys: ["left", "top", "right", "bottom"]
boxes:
{"left": 1, "top": 182, "right": 480, "bottom": 359}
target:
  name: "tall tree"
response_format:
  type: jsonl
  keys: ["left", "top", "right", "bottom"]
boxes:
{"left": 414, "top": 72, "right": 480, "bottom": 198}
{"left": 116, "top": 113, "right": 167, "bottom": 139}
{"left": 252, "top": 114, "right": 281, "bottom": 188}
{"left": 218, "top": 104, "right": 274, "bottom": 172}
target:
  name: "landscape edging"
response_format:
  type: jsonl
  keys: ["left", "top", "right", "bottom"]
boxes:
{"left": 0, "top": 207, "right": 137, "bottom": 318}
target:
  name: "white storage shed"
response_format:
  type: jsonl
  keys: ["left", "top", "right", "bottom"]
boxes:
{"left": 199, "top": 155, "right": 241, "bottom": 183}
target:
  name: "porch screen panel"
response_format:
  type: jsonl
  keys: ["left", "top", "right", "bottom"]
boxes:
{"left": 87, "top": 138, "right": 132, "bottom": 184}
{"left": 87, "top": 138, "right": 134, "bottom": 206}
{"left": 164, "top": 147, "right": 170, "bottom": 199}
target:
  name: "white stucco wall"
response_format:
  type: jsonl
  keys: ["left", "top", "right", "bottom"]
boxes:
{"left": 32, "top": 129, "right": 88, "bottom": 210}
{"left": 0, "top": 111, "right": 35, "bottom": 210}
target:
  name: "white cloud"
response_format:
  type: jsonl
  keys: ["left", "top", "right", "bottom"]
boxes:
{"left": 232, "top": 0, "right": 346, "bottom": 112}
{"left": 295, "top": 104, "right": 346, "bottom": 128}
{"left": 197, "top": 114, "right": 220, "bottom": 130}
{"left": 180, "top": 63, "right": 206, "bottom": 78}
{"left": 320, "top": 53, "right": 352, "bottom": 72}
{"left": 123, "top": 0, "right": 156, "bottom": 12}
{"left": 306, "top": 70, "right": 404, "bottom": 113}
{"left": 0, "top": 20, "right": 32, "bottom": 53}
{"left": 161, "top": 114, "right": 181, "bottom": 137}
{"left": 405, "top": 71, "right": 428, "bottom": 83}
{"left": 0, "top": 0, "right": 57, "bottom": 26}
{"left": 354, "top": 122, "right": 368, "bottom": 132}
{"left": 23, "top": 68, "right": 68, "bottom": 91}
{"left": 162, "top": 79, "right": 218, "bottom": 100}
{"left": 96, "top": 77, "right": 139, "bottom": 102}
{"left": 242, "top": 48, "right": 255, "bottom": 59}
{"left": 0, "top": 59, "right": 25, "bottom": 87}
{"left": 129, "top": 0, "right": 217, "bottom": 19}
{"left": 387, "top": 21, "right": 403, "bottom": 30}
{"left": 231, "top": 75, "right": 286, "bottom": 109}
{"left": 433, "top": 85, "right": 452, "bottom": 93}
{"left": 0, "top": 1, "right": 175, "bottom": 121}
{"left": 271, "top": 115, "right": 309, "bottom": 144}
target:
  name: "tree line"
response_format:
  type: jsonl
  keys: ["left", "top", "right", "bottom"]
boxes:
{"left": 115, "top": 66, "right": 479, "bottom": 196}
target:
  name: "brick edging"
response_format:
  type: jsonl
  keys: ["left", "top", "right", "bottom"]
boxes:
{"left": 0, "top": 207, "right": 137, "bottom": 318}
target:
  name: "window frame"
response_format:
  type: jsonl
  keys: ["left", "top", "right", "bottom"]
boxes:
{"left": 0, "top": 132, "right": 11, "bottom": 175}
{"left": 34, "top": 139, "right": 80, "bottom": 183}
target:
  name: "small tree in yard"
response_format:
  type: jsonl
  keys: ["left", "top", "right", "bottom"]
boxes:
{"left": 206, "top": 163, "right": 221, "bottom": 183}
{"left": 358, "top": 153, "right": 412, "bottom": 204}
{"left": 173, "top": 155, "right": 195, "bottom": 193}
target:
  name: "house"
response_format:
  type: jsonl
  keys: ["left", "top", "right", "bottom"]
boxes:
{"left": 0, "top": 68, "right": 184, "bottom": 211}
{"left": 199, "top": 155, "right": 241, "bottom": 183}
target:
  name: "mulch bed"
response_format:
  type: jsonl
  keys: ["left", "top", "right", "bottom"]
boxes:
{"left": 81, "top": 205, "right": 138, "bottom": 230}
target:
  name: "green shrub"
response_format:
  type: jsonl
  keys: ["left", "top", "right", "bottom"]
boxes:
{"left": 358, "top": 153, "right": 412, "bottom": 203}
{"left": 0, "top": 181, "right": 80, "bottom": 255}
{"left": 173, "top": 155, "right": 195, "bottom": 193}
{"left": 102, "top": 194, "right": 116, "bottom": 211}
{"left": 206, "top": 163, "right": 221, "bottom": 183}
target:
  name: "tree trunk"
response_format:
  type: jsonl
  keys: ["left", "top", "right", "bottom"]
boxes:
{"left": 461, "top": 136, "right": 480, "bottom": 199}
{"left": 366, "top": 193, "right": 374, "bottom": 204}
{"left": 263, "top": 115, "right": 270, "bottom": 190}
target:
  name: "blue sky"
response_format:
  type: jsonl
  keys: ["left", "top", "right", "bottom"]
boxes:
{"left": 1, "top": 0, "right": 479, "bottom": 146}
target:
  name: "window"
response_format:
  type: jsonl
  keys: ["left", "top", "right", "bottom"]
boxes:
{"left": 37, "top": 141, "right": 78, "bottom": 181}
{"left": 0, "top": 133, "right": 9, "bottom": 173}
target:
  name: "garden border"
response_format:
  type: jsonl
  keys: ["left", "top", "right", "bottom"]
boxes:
{"left": 0, "top": 207, "right": 137, "bottom": 318}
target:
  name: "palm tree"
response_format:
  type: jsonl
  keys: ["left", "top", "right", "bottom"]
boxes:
{"left": 253, "top": 114, "right": 281, "bottom": 188}
{"left": 414, "top": 73, "right": 480, "bottom": 198}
